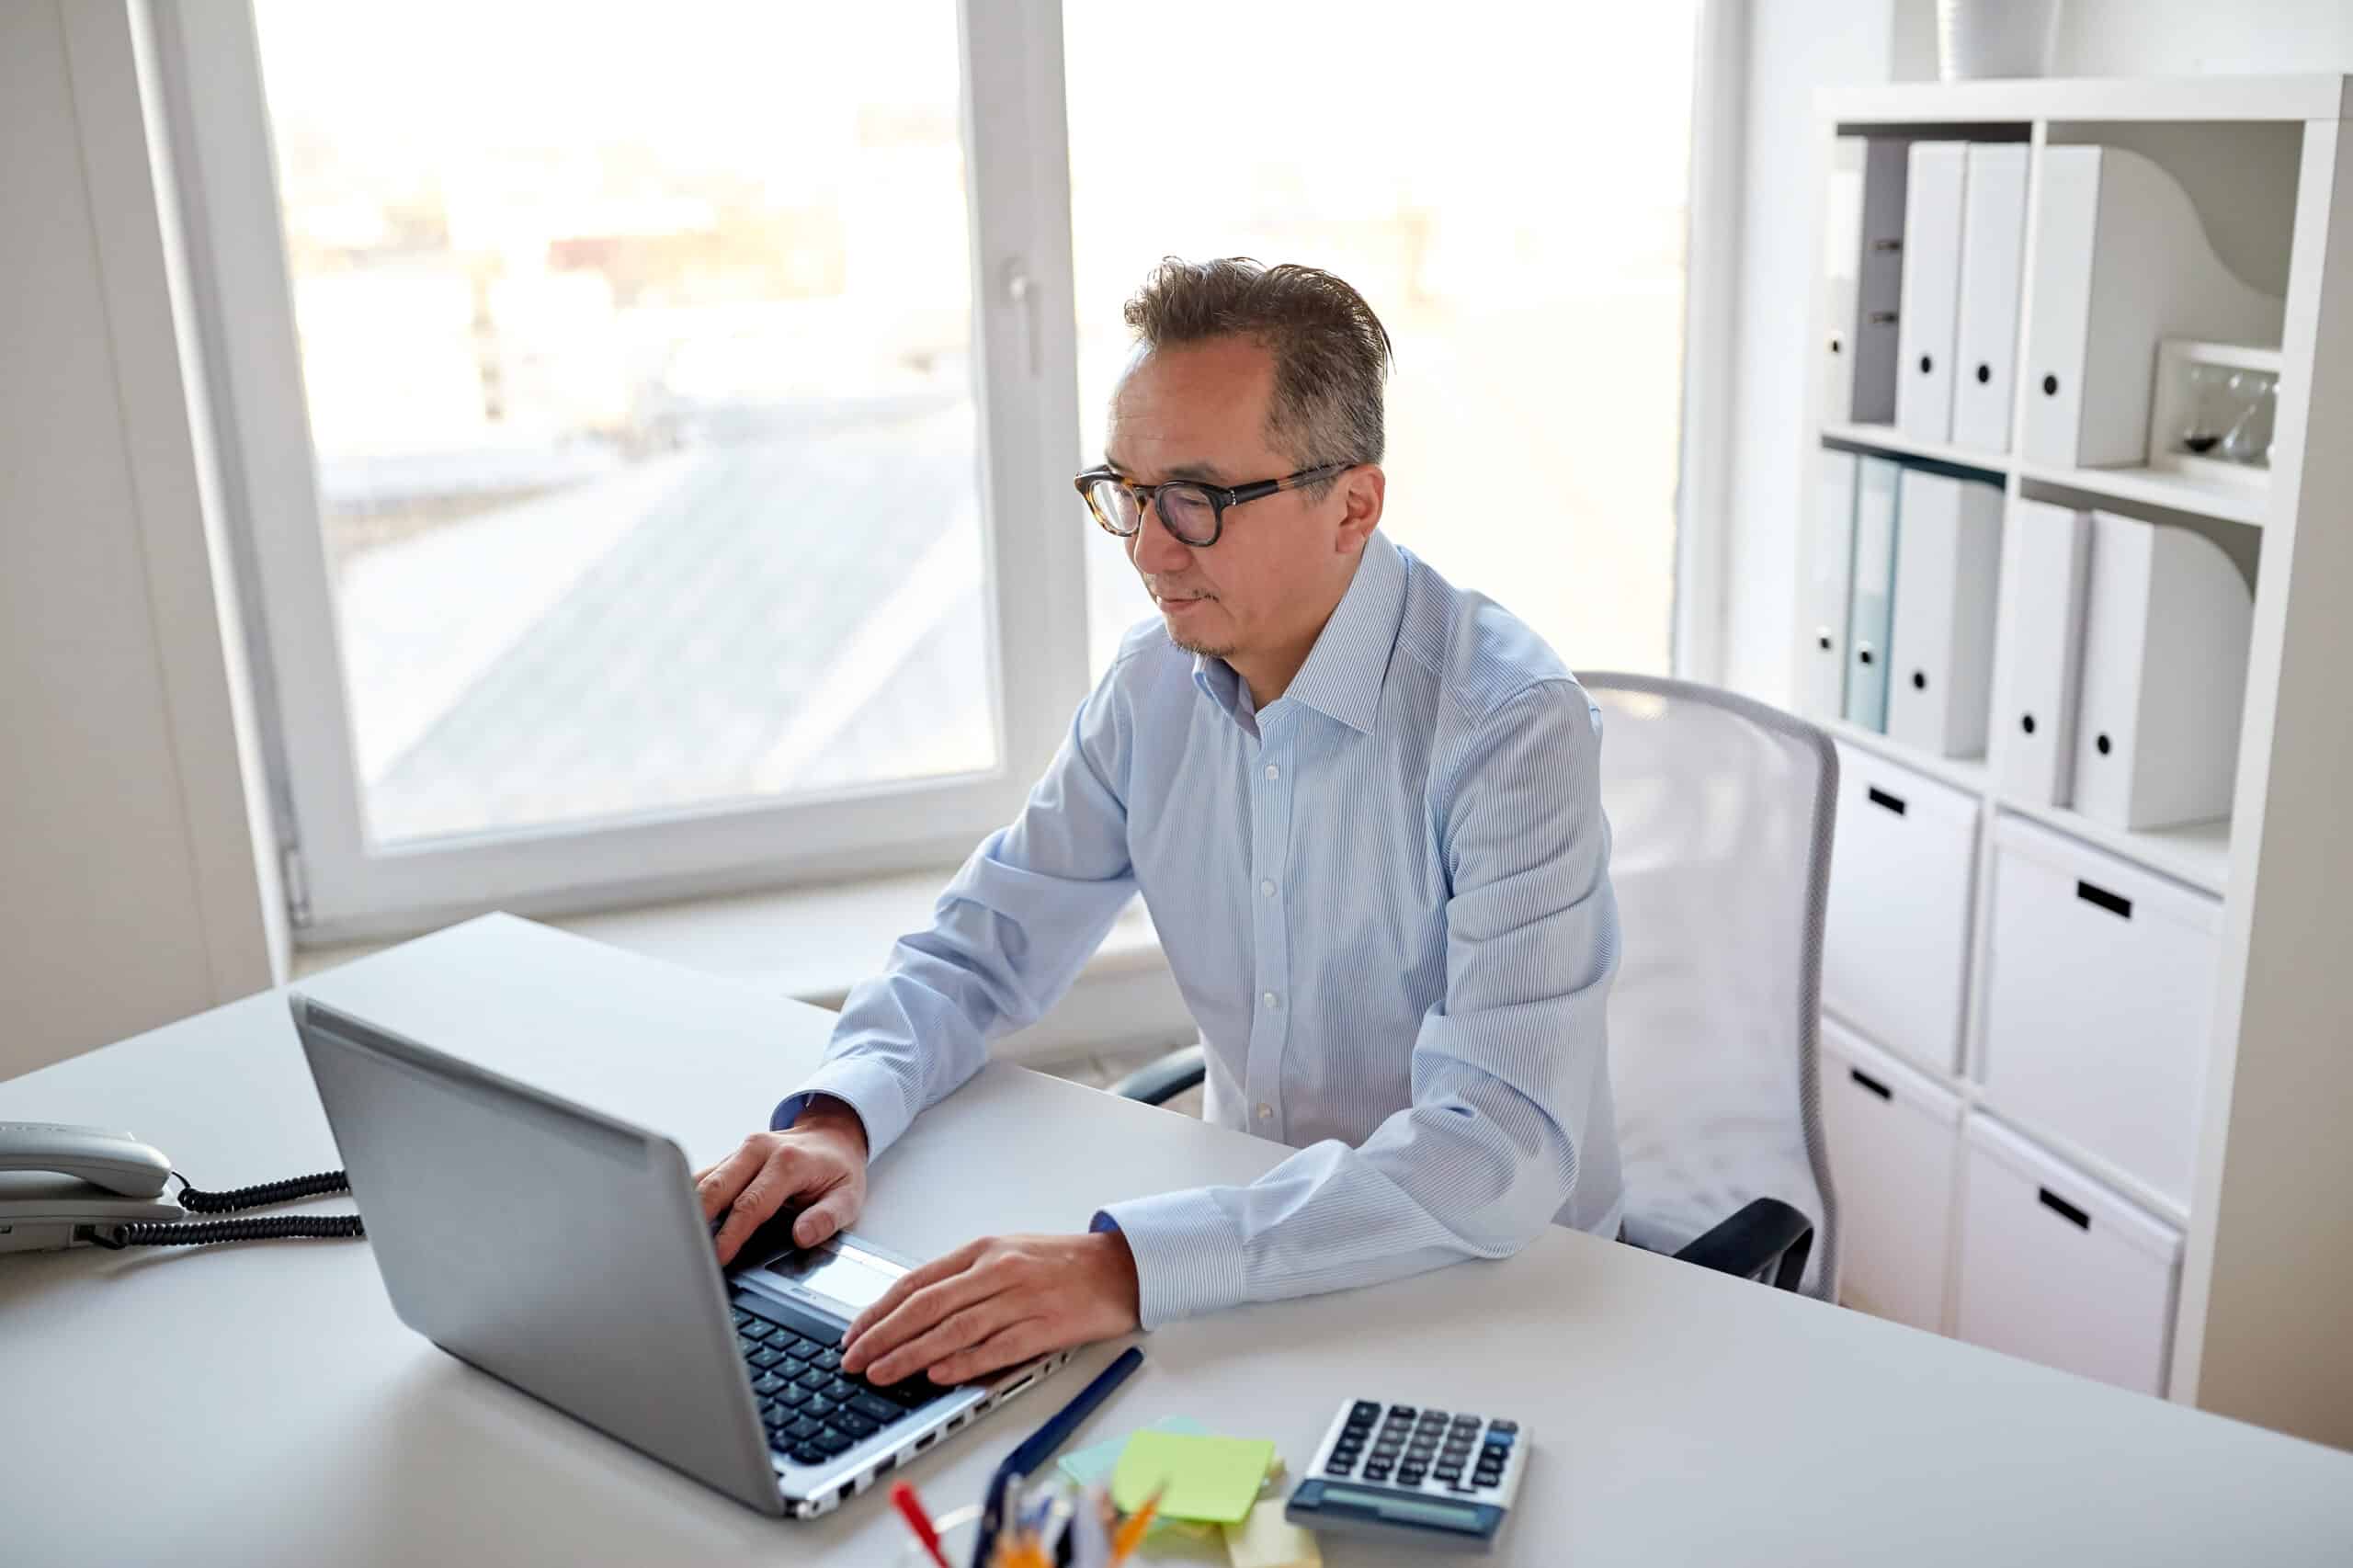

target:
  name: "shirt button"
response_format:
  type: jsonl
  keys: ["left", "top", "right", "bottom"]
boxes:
{"left": 1264, "top": 764, "right": 1279, "bottom": 781}
{"left": 1260, "top": 880, "right": 1276, "bottom": 898}
{"left": 1256, "top": 1103, "right": 1274, "bottom": 1121}
{"left": 1263, "top": 990, "right": 1280, "bottom": 1009}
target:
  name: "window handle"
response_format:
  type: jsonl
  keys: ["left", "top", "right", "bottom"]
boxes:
{"left": 1005, "top": 259, "right": 1040, "bottom": 376}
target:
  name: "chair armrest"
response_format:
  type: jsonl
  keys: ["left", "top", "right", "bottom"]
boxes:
{"left": 1108, "top": 1044, "right": 1206, "bottom": 1107}
{"left": 1672, "top": 1197, "right": 1815, "bottom": 1292}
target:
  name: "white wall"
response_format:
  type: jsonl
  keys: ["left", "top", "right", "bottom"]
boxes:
{"left": 2051, "top": 0, "right": 2353, "bottom": 77}
{"left": 1719, "top": 1, "right": 2353, "bottom": 706}
{"left": 1, "top": 1, "right": 283, "bottom": 1081}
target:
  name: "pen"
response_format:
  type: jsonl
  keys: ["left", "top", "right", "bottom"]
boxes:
{"left": 891, "top": 1481, "right": 953, "bottom": 1568}
{"left": 970, "top": 1346, "right": 1146, "bottom": 1568}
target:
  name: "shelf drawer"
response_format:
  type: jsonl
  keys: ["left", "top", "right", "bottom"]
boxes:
{"left": 1824, "top": 745, "right": 1979, "bottom": 1074}
{"left": 1980, "top": 815, "right": 2220, "bottom": 1209}
{"left": 1822, "top": 1017, "right": 1961, "bottom": 1334}
{"left": 1954, "top": 1115, "right": 2182, "bottom": 1396}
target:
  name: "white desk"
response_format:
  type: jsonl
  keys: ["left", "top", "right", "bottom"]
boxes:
{"left": 5, "top": 915, "right": 2349, "bottom": 1565}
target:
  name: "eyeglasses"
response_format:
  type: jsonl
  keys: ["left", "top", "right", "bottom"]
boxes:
{"left": 1074, "top": 461, "right": 1352, "bottom": 549}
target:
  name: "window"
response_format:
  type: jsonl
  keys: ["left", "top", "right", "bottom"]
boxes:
{"left": 166, "top": 1, "right": 1085, "bottom": 937}
{"left": 163, "top": 2, "right": 1715, "bottom": 940}
{"left": 251, "top": 2, "right": 997, "bottom": 846}
{"left": 1064, "top": 4, "right": 1703, "bottom": 677}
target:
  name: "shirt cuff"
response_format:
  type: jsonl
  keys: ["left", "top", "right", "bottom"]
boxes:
{"left": 772, "top": 1054, "right": 913, "bottom": 1159}
{"left": 1090, "top": 1187, "right": 1250, "bottom": 1330}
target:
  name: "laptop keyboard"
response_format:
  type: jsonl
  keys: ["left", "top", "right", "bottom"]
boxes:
{"left": 731, "top": 1295, "right": 943, "bottom": 1467}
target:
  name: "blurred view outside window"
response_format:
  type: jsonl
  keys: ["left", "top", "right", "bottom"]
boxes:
{"left": 1065, "top": 5, "right": 1700, "bottom": 677}
{"left": 253, "top": 1, "right": 994, "bottom": 847}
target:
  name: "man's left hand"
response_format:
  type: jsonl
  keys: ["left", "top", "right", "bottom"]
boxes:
{"left": 839, "top": 1231, "right": 1142, "bottom": 1387}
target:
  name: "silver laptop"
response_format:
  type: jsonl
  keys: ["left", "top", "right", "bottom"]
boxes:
{"left": 290, "top": 994, "right": 1069, "bottom": 1518}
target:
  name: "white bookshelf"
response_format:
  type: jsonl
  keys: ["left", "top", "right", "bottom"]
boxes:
{"left": 1797, "top": 76, "right": 2353, "bottom": 1450}
{"left": 1822, "top": 420, "right": 2011, "bottom": 476}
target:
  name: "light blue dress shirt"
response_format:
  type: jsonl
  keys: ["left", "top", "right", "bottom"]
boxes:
{"left": 779, "top": 530, "right": 1623, "bottom": 1329}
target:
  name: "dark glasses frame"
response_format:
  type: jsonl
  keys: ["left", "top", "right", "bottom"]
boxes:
{"left": 1073, "top": 461, "right": 1353, "bottom": 548}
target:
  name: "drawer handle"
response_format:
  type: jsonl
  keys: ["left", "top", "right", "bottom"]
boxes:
{"left": 2076, "top": 881, "right": 2132, "bottom": 920}
{"left": 1867, "top": 787, "right": 1907, "bottom": 816}
{"left": 1849, "top": 1068, "right": 1893, "bottom": 1101}
{"left": 2039, "top": 1187, "right": 2091, "bottom": 1232}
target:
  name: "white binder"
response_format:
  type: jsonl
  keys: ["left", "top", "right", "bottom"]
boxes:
{"left": 1802, "top": 450, "right": 1859, "bottom": 721}
{"left": 1843, "top": 457, "right": 1902, "bottom": 733}
{"left": 1949, "top": 144, "right": 2029, "bottom": 453}
{"left": 1886, "top": 470, "right": 2003, "bottom": 758}
{"left": 2020, "top": 145, "right": 2285, "bottom": 470}
{"left": 1894, "top": 142, "right": 1968, "bottom": 444}
{"left": 2073, "top": 511, "right": 2255, "bottom": 830}
{"left": 1822, "top": 137, "right": 1910, "bottom": 426}
{"left": 1991, "top": 499, "right": 2092, "bottom": 806}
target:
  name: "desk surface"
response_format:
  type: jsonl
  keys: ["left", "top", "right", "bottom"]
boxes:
{"left": 4, "top": 915, "right": 2349, "bottom": 1566}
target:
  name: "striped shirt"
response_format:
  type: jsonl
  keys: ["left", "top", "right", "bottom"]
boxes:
{"left": 780, "top": 529, "right": 1623, "bottom": 1328}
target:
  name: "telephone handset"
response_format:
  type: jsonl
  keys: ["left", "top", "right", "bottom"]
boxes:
{"left": 0, "top": 1121, "right": 365, "bottom": 1255}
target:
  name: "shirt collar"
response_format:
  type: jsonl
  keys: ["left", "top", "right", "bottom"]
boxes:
{"left": 1191, "top": 529, "right": 1406, "bottom": 737}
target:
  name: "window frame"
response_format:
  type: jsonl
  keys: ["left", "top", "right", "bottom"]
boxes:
{"left": 1672, "top": 0, "right": 1748, "bottom": 687}
{"left": 152, "top": 0, "right": 1087, "bottom": 944}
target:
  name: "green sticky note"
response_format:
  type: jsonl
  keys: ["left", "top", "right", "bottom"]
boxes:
{"left": 1057, "top": 1415, "right": 1208, "bottom": 1488}
{"left": 1110, "top": 1430, "right": 1278, "bottom": 1525}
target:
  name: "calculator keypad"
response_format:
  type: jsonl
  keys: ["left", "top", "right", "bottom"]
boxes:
{"left": 1316, "top": 1399, "right": 1524, "bottom": 1503}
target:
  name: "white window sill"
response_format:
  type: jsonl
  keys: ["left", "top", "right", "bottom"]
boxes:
{"left": 291, "top": 871, "right": 1194, "bottom": 1069}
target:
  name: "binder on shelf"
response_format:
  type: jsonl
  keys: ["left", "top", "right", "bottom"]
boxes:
{"left": 1887, "top": 470, "right": 2002, "bottom": 758}
{"left": 1894, "top": 142, "right": 1968, "bottom": 445}
{"left": 1822, "top": 136, "right": 1910, "bottom": 426}
{"left": 1843, "top": 456, "right": 1902, "bottom": 733}
{"left": 1802, "top": 450, "right": 1859, "bottom": 722}
{"left": 1949, "top": 144, "right": 2029, "bottom": 453}
{"left": 1992, "top": 500, "right": 2093, "bottom": 807}
{"left": 2073, "top": 511, "right": 2255, "bottom": 831}
{"left": 2020, "top": 144, "right": 2284, "bottom": 471}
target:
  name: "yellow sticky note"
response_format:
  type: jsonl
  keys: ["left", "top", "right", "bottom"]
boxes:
{"left": 1110, "top": 1431, "right": 1278, "bottom": 1525}
{"left": 1222, "top": 1502, "right": 1323, "bottom": 1568}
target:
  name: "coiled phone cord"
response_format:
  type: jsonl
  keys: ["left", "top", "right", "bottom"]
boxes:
{"left": 84, "top": 1169, "right": 365, "bottom": 1248}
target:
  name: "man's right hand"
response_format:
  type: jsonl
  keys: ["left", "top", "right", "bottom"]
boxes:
{"left": 695, "top": 1099, "right": 870, "bottom": 1266}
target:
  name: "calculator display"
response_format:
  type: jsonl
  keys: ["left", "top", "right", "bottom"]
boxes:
{"left": 1324, "top": 1483, "right": 1483, "bottom": 1528}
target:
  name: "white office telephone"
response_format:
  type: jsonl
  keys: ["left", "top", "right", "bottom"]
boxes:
{"left": 0, "top": 1121, "right": 363, "bottom": 1255}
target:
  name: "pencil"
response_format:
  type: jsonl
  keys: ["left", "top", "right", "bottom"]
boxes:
{"left": 1108, "top": 1481, "right": 1166, "bottom": 1565}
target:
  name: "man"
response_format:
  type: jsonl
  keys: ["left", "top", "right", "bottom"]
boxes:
{"left": 696, "top": 258, "right": 1621, "bottom": 1392}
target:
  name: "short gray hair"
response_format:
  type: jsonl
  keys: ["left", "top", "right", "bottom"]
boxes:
{"left": 1120, "top": 257, "right": 1392, "bottom": 488}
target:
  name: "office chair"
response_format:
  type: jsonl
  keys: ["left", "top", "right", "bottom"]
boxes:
{"left": 1115, "top": 673, "right": 1840, "bottom": 1301}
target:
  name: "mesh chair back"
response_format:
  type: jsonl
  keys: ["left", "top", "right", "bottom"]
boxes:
{"left": 1581, "top": 673, "right": 1840, "bottom": 1300}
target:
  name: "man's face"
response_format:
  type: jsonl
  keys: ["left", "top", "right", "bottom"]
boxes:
{"left": 1104, "top": 336, "right": 1352, "bottom": 663}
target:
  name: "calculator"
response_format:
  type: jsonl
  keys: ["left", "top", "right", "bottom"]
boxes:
{"left": 1283, "top": 1398, "right": 1527, "bottom": 1553}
